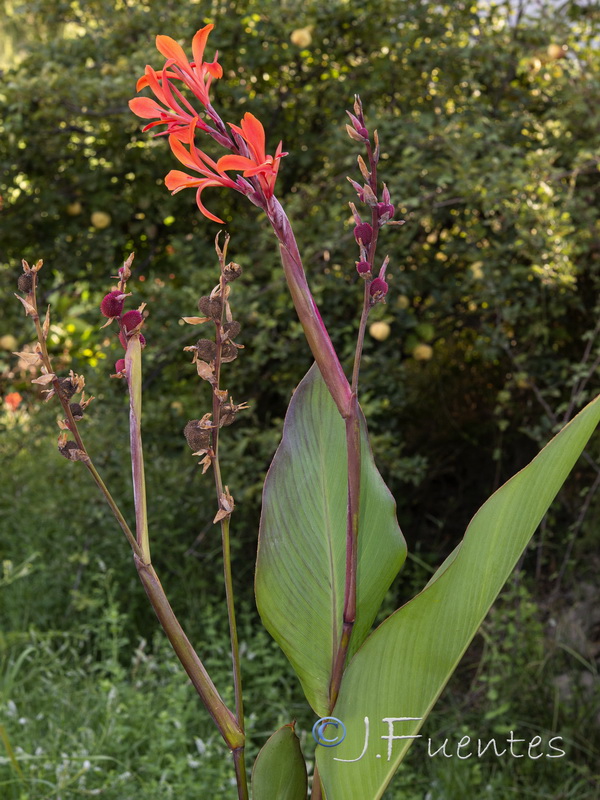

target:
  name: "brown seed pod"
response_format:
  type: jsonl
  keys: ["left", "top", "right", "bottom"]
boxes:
{"left": 223, "top": 262, "right": 243, "bottom": 282}
{"left": 223, "top": 321, "right": 241, "bottom": 340}
{"left": 220, "top": 342, "right": 238, "bottom": 363}
{"left": 219, "top": 403, "right": 237, "bottom": 427}
{"left": 183, "top": 420, "right": 212, "bottom": 452}
{"left": 17, "top": 272, "right": 36, "bottom": 293}
{"left": 58, "top": 377, "right": 77, "bottom": 399}
{"left": 69, "top": 402, "right": 84, "bottom": 420}
{"left": 198, "top": 295, "right": 223, "bottom": 321}
{"left": 195, "top": 339, "right": 217, "bottom": 361}
{"left": 58, "top": 440, "right": 80, "bottom": 459}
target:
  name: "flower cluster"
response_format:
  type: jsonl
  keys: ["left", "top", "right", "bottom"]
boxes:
{"left": 98, "top": 254, "right": 147, "bottom": 376}
{"left": 346, "top": 95, "right": 404, "bottom": 306}
{"left": 129, "top": 25, "right": 286, "bottom": 223}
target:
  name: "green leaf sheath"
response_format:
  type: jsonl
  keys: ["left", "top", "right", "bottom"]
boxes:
{"left": 255, "top": 364, "right": 406, "bottom": 715}
{"left": 317, "top": 393, "right": 600, "bottom": 800}
{"left": 251, "top": 724, "right": 307, "bottom": 800}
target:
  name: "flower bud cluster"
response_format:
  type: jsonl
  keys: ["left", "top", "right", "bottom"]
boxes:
{"left": 98, "top": 254, "right": 147, "bottom": 377}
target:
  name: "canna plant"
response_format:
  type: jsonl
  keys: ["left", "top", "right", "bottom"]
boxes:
{"left": 14, "top": 23, "right": 600, "bottom": 800}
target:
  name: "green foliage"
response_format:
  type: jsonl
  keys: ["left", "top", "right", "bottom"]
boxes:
{"left": 318, "top": 391, "right": 600, "bottom": 797}
{"left": 1, "top": 0, "right": 600, "bottom": 796}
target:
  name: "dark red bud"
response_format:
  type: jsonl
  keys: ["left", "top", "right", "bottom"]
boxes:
{"left": 370, "top": 278, "right": 388, "bottom": 297}
{"left": 100, "top": 290, "right": 124, "bottom": 318}
{"left": 121, "top": 310, "right": 143, "bottom": 331}
{"left": 356, "top": 261, "right": 371, "bottom": 275}
{"left": 115, "top": 358, "right": 126, "bottom": 373}
{"left": 377, "top": 202, "right": 395, "bottom": 222}
{"left": 354, "top": 223, "right": 373, "bottom": 245}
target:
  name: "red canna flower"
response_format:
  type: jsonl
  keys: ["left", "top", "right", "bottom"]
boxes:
{"left": 164, "top": 119, "right": 241, "bottom": 223}
{"left": 129, "top": 24, "right": 222, "bottom": 137}
{"left": 217, "top": 113, "right": 286, "bottom": 199}
{"left": 5, "top": 391, "right": 22, "bottom": 411}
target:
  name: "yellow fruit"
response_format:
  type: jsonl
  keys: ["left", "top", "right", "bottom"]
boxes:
{"left": 412, "top": 343, "right": 433, "bottom": 361}
{"left": 0, "top": 334, "right": 18, "bottom": 350}
{"left": 66, "top": 201, "right": 82, "bottom": 216}
{"left": 91, "top": 211, "right": 112, "bottom": 229}
{"left": 91, "top": 211, "right": 111, "bottom": 229}
{"left": 547, "top": 44, "right": 566, "bottom": 60}
{"left": 369, "top": 321, "right": 391, "bottom": 341}
{"left": 290, "top": 27, "right": 312, "bottom": 48}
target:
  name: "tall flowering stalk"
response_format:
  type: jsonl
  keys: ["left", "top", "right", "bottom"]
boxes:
{"left": 130, "top": 25, "right": 400, "bottom": 797}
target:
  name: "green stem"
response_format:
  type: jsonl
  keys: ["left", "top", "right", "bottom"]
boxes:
{"left": 125, "top": 335, "right": 150, "bottom": 563}
{"left": 135, "top": 557, "right": 244, "bottom": 751}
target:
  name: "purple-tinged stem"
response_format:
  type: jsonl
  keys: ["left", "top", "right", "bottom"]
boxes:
{"left": 329, "top": 394, "right": 361, "bottom": 710}
{"left": 267, "top": 197, "right": 353, "bottom": 418}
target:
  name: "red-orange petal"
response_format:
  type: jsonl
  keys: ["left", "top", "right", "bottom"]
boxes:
{"left": 239, "top": 113, "right": 266, "bottom": 162}
{"left": 216, "top": 155, "right": 256, "bottom": 172}
{"left": 129, "top": 97, "right": 164, "bottom": 119}
{"left": 191, "top": 24, "right": 214, "bottom": 67}
{"left": 156, "top": 35, "right": 189, "bottom": 69}
{"left": 165, "top": 170, "right": 202, "bottom": 192}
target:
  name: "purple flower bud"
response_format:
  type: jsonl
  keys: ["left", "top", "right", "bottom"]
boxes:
{"left": 121, "top": 309, "right": 143, "bottom": 331}
{"left": 354, "top": 223, "right": 373, "bottom": 245}
{"left": 377, "top": 202, "right": 395, "bottom": 224}
{"left": 115, "top": 358, "right": 126, "bottom": 373}
{"left": 100, "top": 290, "right": 124, "bottom": 318}
{"left": 370, "top": 277, "right": 388, "bottom": 297}
{"left": 356, "top": 261, "right": 371, "bottom": 275}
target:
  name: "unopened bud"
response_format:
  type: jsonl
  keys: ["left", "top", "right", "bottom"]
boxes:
{"left": 354, "top": 223, "right": 373, "bottom": 246}
{"left": 121, "top": 309, "right": 143, "bottom": 331}
{"left": 369, "top": 277, "right": 389, "bottom": 300}
{"left": 100, "top": 290, "right": 124, "bottom": 318}
{"left": 356, "top": 261, "right": 371, "bottom": 276}
{"left": 377, "top": 202, "right": 395, "bottom": 224}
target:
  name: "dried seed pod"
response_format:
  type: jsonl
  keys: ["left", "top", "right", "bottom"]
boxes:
{"left": 17, "top": 272, "right": 36, "bottom": 293}
{"left": 198, "top": 295, "right": 223, "bottom": 321}
{"left": 195, "top": 339, "right": 217, "bottom": 362}
{"left": 220, "top": 342, "right": 238, "bottom": 363}
{"left": 58, "top": 440, "right": 80, "bottom": 459}
{"left": 183, "top": 420, "right": 212, "bottom": 452}
{"left": 219, "top": 403, "right": 237, "bottom": 427}
{"left": 223, "top": 262, "right": 243, "bottom": 282}
{"left": 69, "top": 402, "right": 84, "bottom": 420}
{"left": 58, "top": 377, "right": 77, "bottom": 399}
{"left": 223, "top": 320, "right": 241, "bottom": 340}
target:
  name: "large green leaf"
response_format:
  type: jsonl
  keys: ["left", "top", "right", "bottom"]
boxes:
{"left": 251, "top": 723, "right": 307, "bottom": 800}
{"left": 317, "top": 393, "right": 600, "bottom": 799}
{"left": 255, "top": 363, "right": 406, "bottom": 715}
